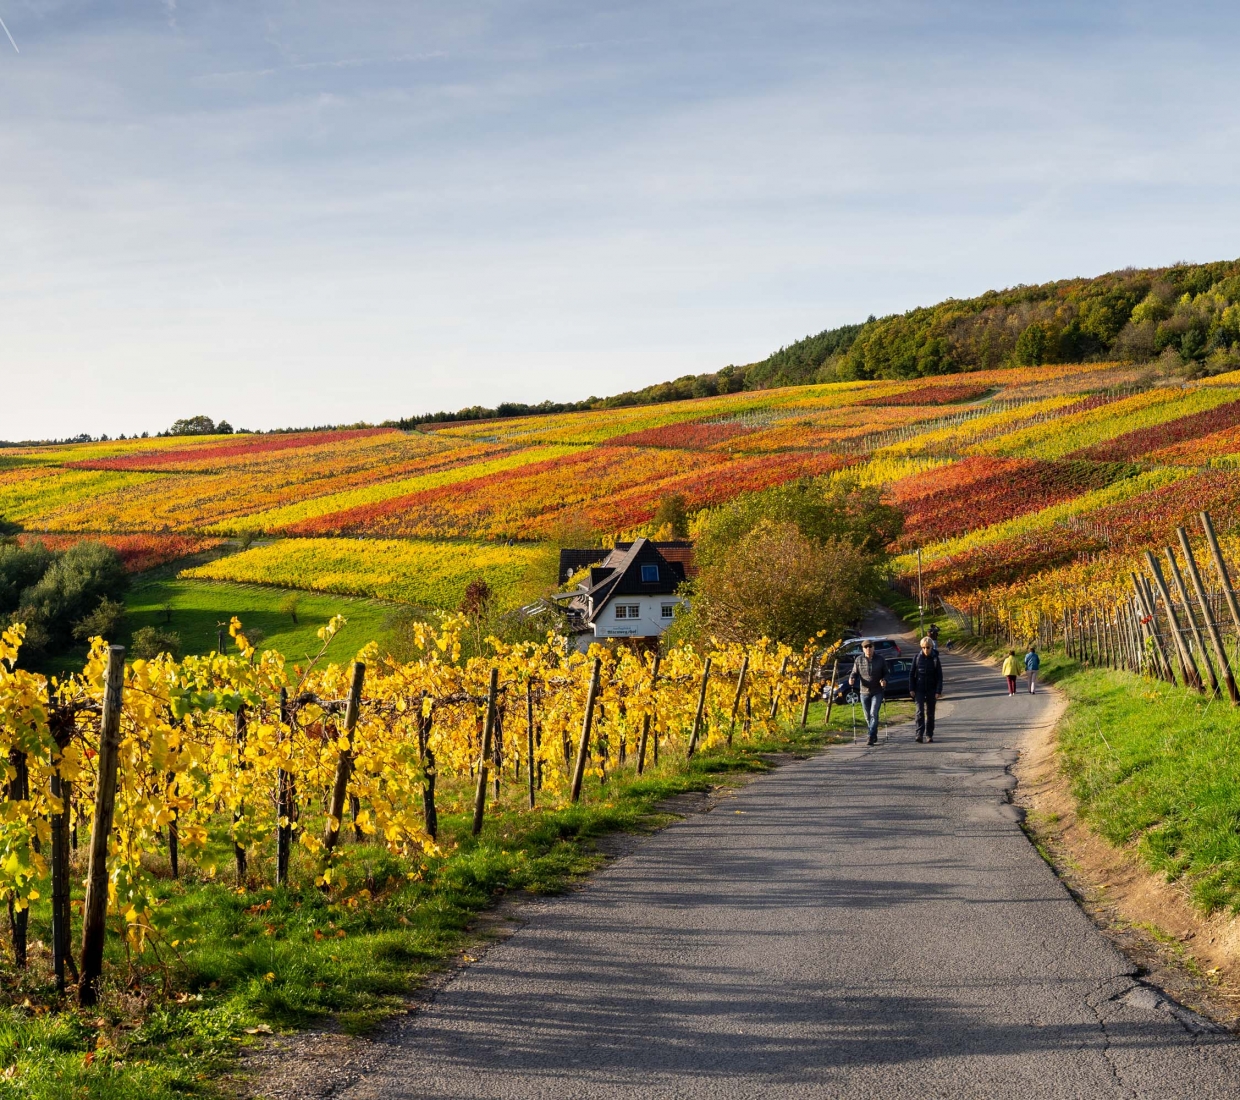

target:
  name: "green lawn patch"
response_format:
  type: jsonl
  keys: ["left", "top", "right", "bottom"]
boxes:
{"left": 41, "top": 578, "right": 398, "bottom": 678}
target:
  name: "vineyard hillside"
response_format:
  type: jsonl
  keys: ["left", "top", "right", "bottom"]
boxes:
{"left": 6, "top": 360, "right": 1240, "bottom": 651}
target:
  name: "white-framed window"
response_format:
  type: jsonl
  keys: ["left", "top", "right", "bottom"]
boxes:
{"left": 625, "top": 604, "right": 640, "bottom": 618}
{"left": 615, "top": 605, "right": 628, "bottom": 619}
{"left": 661, "top": 603, "right": 675, "bottom": 619}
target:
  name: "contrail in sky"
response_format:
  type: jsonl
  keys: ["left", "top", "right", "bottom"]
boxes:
{"left": 0, "top": 13, "right": 18, "bottom": 53}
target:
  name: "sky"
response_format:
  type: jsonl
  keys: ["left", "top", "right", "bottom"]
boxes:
{"left": 2, "top": 1, "right": 1240, "bottom": 440}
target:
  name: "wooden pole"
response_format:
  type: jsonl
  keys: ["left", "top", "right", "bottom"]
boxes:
{"left": 233, "top": 707, "right": 248, "bottom": 884}
{"left": 799, "top": 652, "right": 816, "bottom": 729}
{"left": 686, "top": 657, "right": 713, "bottom": 758}
{"left": 636, "top": 653, "right": 661, "bottom": 775}
{"left": 1178, "top": 526, "right": 1239, "bottom": 704}
{"left": 727, "top": 655, "right": 749, "bottom": 748}
{"left": 322, "top": 662, "right": 366, "bottom": 858}
{"left": 1201, "top": 510, "right": 1240, "bottom": 641}
{"left": 276, "top": 687, "right": 292, "bottom": 885}
{"left": 1146, "top": 552, "right": 1203, "bottom": 691}
{"left": 526, "top": 681, "right": 536, "bottom": 809}
{"left": 916, "top": 547, "right": 924, "bottom": 638}
{"left": 1133, "top": 572, "right": 1174, "bottom": 684}
{"left": 418, "top": 702, "right": 438, "bottom": 840}
{"left": 1136, "top": 575, "right": 1163, "bottom": 679}
{"left": 1128, "top": 600, "right": 1150, "bottom": 676}
{"left": 1165, "top": 547, "right": 1218, "bottom": 696}
{"left": 49, "top": 710, "right": 74, "bottom": 994}
{"left": 79, "top": 645, "right": 125, "bottom": 1007}
{"left": 570, "top": 659, "right": 602, "bottom": 803}
{"left": 769, "top": 655, "right": 790, "bottom": 720}
{"left": 472, "top": 668, "right": 500, "bottom": 834}
{"left": 7, "top": 749, "right": 28, "bottom": 969}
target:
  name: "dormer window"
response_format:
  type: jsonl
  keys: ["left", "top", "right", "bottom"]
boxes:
{"left": 641, "top": 563, "right": 659, "bottom": 583}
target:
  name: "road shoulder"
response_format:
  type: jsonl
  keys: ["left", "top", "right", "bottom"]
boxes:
{"left": 1013, "top": 682, "right": 1240, "bottom": 1032}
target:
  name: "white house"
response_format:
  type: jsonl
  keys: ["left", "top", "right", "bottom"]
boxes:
{"left": 560, "top": 538, "right": 690, "bottom": 645}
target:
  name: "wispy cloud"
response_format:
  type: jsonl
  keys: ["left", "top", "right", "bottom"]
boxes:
{"left": 0, "top": 11, "right": 19, "bottom": 53}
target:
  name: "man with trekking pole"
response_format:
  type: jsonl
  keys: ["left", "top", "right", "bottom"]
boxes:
{"left": 910, "top": 636, "right": 944, "bottom": 743}
{"left": 848, "top": 640, "right": 887, "bottom": 746}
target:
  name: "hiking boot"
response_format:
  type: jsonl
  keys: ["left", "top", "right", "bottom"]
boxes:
{"left": 926, "top": 736, "right": 934, "bottom": 743}
{"left": 915, "top": 736, "right": 924, "bottom": 743}
{"left": 867, "top": 737, "right": 877, "bottom": 745}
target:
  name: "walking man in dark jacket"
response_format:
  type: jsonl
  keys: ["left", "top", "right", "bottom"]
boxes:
{"left": 910, "top": 636, "right": 944, "bottom": 743}
{"left": 848, "top": 640, "right": 887, "bottom": 745}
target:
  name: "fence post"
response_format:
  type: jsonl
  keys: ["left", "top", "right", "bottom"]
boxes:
{"left": 686, "top": 658, "right": 713, "bottom": 758}
{"left": 769, "top": 655, "right": 790, "bottom": 720}
{"left": 79, "top": 645, "right": 125, "bottom": 1008}
{"left": 1200, "top": 510, "right": 1240, "bottom": 641}
{"left": 1165, "top": 547, "right": 1218, "bottom": 696}
{"left": 49, "top": 709, "right": 74, "bottom": 995}
{"left": 727, "top": 655, "right": 749, "bottom": 747}
{"left": 322, "top": 662, "right": 366, "bottom": 860}
{"left": 1147, "top": 552, "right": 1203, "bottom": 692}
{"left": 276, "top": 687, "right": 293, "bottom": 886}
{"left": 232, "top": 707, "right": 248, "bottom": 884}
{"left": 418, "top": 701, "right": 438, "bottom": 840}
{"left": 799, "top": 653, "right": 816, "bottom": 729}
{"left": 472, "top": 668, "right": 500, "bottom": 834}
{"left": 823, "top": 659, "right": 839, "bottom": 729}
{"left": 636, "top": 653, "right": 661, "bottom": 775}
{"left": 526, "top": 681, "right": 537, "bottom": 808}
{"left": 7, "top": 749, "right": 29, "bottom": 969}
{"left": 1133, "top": 572, "right": 1174, "bottom": 684}
{"left": 1177, "top": 526, "right": 1239, "bottom": 704}
{"left": 570, "top": 660, "right": 602, "bottom": 803}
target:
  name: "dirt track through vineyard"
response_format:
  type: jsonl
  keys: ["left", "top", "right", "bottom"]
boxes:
{"left": 334, "top": 611, "right": 1240, "bottom": 1098}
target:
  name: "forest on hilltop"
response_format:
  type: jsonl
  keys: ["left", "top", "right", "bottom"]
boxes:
{"left": 756, "top": 257, "right": 1240, "bottom": 387}
{"left": 401, "top": 258, "right": 1240, "bottom": 427}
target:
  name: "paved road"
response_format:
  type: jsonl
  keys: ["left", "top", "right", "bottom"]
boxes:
{"left": 342, "top": 614, "right": 1240, "bottom": 1098}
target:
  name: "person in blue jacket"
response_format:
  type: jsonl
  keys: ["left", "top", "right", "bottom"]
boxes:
{"left": 1025, "top": 645, "right": 1041, "bottom": 694}
{"left": 910, "top": 636, "right": 944, "bottom": 743}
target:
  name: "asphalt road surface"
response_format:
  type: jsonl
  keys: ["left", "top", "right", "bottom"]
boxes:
{"left": 342, "top": 614, "right": 1240, "bottom": 1098}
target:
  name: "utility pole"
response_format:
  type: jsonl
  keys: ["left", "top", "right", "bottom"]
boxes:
{"left": 917, "top": 547, "right": 925, "bottom": 638}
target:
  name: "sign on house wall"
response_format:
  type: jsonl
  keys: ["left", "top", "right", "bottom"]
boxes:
{"left": 594, "top": 595, "right": 683, "bottom": 638}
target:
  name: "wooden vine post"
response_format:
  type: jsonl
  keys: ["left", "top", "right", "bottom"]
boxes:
{"left": 418, "top": 698, "right": 438, "bottom": 840}
{"left": 526, "top": 680, "right": 537, "bottom": 809}
{"left": 471, "top": 668, "right": 500, "bottom": 835}
{"left": 636, "top": 653, "right": 660, "bottom": 774}
{"left": 570, "top": 659, "right": 602, "bottom": 803}
{"left": 799, "top": 653, "right": 816, "bottom": 728}
{"left": 686, "top": 657, "right": 713, "bottom": 758}
{"left": 1165, "top": 548, "right": 1218, "bottom": 696}
{"left": 1200, "top": 510, "right": 1240, "bottom": 653}
{"left": 1132, "top": 572, "right": 1173, "bottom": 684}
{"left": 1136, "top": 575, "right": 1167, "bottom": 681}
{"left": 727, "top": 655, "right": 749, "bottom": 748}
{"left": 232, "top": 707, "right": 248, "bottom": 884}
{"left": 1177, "top": 526, "right": 1239, "bottom": 704}
{"left": 322, "top": 662, "right": 366, "bottom": 861}
{"left": 276, "top": 687, "right": 293, "bottom": 886}
{"left": 49, "top": 709, "right": 75, "bottom": 994}
{"left": 7, "top": 748, "right": 29, "bottom": 969}
{"left": 1146, "top": 552, "right": 1203, "bottom": 692}
{"left": 79, "top": 645, "right": 125, "bottom": 1008}
{"left": 769, "top": 655, "right": 790, "bottom": 720}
